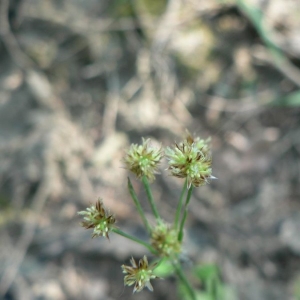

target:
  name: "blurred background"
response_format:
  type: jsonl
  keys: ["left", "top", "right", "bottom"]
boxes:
{"left": 0, "top": 0, "right": 300, "bottom": 299}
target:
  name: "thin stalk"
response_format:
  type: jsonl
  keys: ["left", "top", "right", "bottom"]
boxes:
{"left": 112, "top": 228, "right": 157, "bottom": 254}
{"left": 175, "top": 178, "right": 187, "bottom": 229}
{"left": 142, "top": 175, "right": 160, "bottom": 220}
{"left": 173, "top": 261, "right": 196, "bottom": 300}
{"left": 178, "top": 186, "right": 194, "bottom": 241}
{"left": 184, "top": 186, "right": 194, "bottom": 207}
{"left": 127, "top": 177, "right": 151, "bottom": 233}
{"left": 178, "top": 210, "right": 187, "bottom": 242}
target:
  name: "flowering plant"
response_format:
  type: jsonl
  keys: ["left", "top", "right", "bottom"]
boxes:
{"left": 78, "top": 132, "right": 214, "bottom": 298}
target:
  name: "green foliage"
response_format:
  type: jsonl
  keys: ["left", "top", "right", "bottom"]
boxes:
{"left": 152, "top": 258, "right": 175, "bottom": 278}
{"left": 179, "top": 263, "right": 237, "bottom": 300}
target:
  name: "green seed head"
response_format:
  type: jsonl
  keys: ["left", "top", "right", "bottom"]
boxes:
{"left": 151, "top": 221, "right": 182, "bottom": 257}
{"left": 121, "top": 255, "right": 159, "bottom": 293}
{"left": 124, "top": 138, "right": 163, "bottom": 181}
{"left": 78, "top": 199, "right": 116, "bottom": 239}
{"left": 165, "top": 133, "right": 212, "bottom": 188}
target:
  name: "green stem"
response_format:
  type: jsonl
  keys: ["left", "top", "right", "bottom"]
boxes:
{"left": 185, "top": 186, "right": 194, "bottom": 207}
{"left": 175, "top": 178, "right": 187, "bottom": 229}
{"left": 127, "top": 177, "right": 151, "bottom": 233}
{"left": 178, "top": 186, "right": 194, "bottom": 241}
{"left": 173, "top": 261, "right": 196, "bottom": 300}
{"left": 142, "top": 175, "right": 160, "bottom": 220}
{"left": 178, "top": 209, "right": 187, "bottom": 242}
{"left": 112, "top": 228, "right": 157, "bottom": 254}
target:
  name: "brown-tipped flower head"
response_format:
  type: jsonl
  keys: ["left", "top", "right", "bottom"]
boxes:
{"left": 78, "top": 199, "right": 115, "bottom": 239}
{"left": 121, "top": 255, "right": 159, "bottom": 293}
{"left": 124, "top": 138, "right": 163, "bottom": 181}
{"left": 165, "top": 133, "right": 212, "bottom": 188}
{"left": 151, "top": 221, "right": 182, "bottom": 257}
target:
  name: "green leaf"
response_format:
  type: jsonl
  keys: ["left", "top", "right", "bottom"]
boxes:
{"left": 153, "top": 259, "right": 174, "bottom": 278}
{"left": 194, "top": 264, "right": 219, "bottom": 282}
{"left": 192, "top": 264, "right": 238, "bottom": 300}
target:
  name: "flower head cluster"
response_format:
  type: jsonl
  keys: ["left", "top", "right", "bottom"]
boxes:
{"left": 124, "top": 138, "right": 163, "bottom": 181}
{"left": 121, "top": 255, "right": 159, "bottom": 293}
{"left": 78, "top": 199, "right": 115, "bottom": 239}
{"left": 151, "top": 221, "right": 181, "bottom": 257}
{"left": 165, "top": 133, "right": 212, "bottom": 188}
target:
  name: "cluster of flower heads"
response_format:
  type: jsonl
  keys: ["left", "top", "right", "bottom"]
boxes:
{"left": 121, "top": 255, "right": 159, "bottom": 293}
{"left": 78, "top": 132, "right": 214, "bottom": 293}
{"left": 77, "top": 199, "right": 115, "bottom": 239}
{"left": 124, "top": 133, "right": 213, "bottom": 188}
{"left": 78, "top": 200, "right": 159, "bottom": 293}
